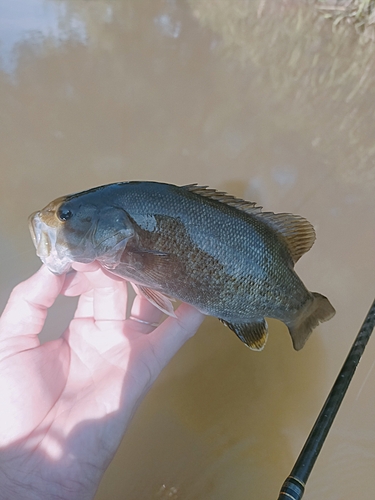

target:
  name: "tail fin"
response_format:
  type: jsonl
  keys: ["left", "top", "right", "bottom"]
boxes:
{"left": 288, "top": 292, "right": 336, "bottom": 351}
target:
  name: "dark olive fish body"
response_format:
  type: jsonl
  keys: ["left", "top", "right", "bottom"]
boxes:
{"left": 29, "top": 181, "right": 336, "bottom": 351}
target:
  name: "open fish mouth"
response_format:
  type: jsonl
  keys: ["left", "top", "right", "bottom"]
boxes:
{"left": 28, "top": 211, "right": 73, "bottom": 274}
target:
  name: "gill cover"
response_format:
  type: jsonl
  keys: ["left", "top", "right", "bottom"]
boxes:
{"left": 92, "top": 207, "right": 135, "bottom": 269}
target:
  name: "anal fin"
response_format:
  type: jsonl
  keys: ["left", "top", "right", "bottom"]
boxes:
{"left": 220, "top": 318, "right": 269, "bottom": 351}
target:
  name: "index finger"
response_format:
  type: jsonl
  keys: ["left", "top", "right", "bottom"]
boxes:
{"left": 0, "top": 265, "right": 65, "bottom": 339}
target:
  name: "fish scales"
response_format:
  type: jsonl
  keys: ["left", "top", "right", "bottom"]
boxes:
{"left": 105, "top": 186, "right": 291, "bottom": 310}
{"left": 29, "top": 181, "right": 336, "bottom": 351}
{"left": 110, "top": 183, "right": 304, "bottom": 315}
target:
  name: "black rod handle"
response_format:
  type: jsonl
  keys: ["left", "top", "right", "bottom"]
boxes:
{"left": 277, "top": 298, "right": 375, "bottom": 500}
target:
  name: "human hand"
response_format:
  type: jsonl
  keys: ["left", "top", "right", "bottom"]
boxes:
{"left": 0, "top": 263, "right": 204, "bottom": 500}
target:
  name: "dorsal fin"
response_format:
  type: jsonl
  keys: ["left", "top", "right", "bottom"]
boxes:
{"left": 183, "top": 184, "right": 315, "bottom": 263}
{"left": 183, "top": 184, "right": 262, "bottom": 215}
{"left": 259, "top": 212, "right": 316, "bottom": 263}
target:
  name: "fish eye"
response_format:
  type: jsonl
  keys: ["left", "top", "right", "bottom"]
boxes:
{"left": 57, "top": 208, "right": 73, "bottom": 221}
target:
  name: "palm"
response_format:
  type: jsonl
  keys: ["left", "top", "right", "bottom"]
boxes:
{"left": 0, "top": 264, "right": 204, "bottom": 500}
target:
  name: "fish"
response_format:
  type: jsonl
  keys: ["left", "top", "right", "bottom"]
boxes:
{"left": 29, "top": 181, "right": 335, "bottom": 351}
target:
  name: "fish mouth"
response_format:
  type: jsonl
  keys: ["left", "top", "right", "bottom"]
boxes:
{"left": 28, "top": 211, "right": 73, "bottom": 274}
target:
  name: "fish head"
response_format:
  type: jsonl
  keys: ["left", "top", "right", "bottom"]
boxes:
{"left": 29, "top": 194, "right": 134, "bottom": 274}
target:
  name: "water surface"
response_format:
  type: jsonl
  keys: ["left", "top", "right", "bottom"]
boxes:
{"left": 1, "top": 1, "right": 374, "bottom": 499}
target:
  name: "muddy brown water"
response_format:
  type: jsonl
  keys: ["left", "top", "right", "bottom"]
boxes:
{"left": 1, "top": 1, "right": 375, "bottom": 499}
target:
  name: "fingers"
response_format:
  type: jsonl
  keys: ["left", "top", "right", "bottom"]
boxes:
{"left": 74, "top": 290, "right": 94, "bottom": 318}
{"left": 64, "top": 265, "right": 124, "bottom": 298}
{"left": 127, "top": 294, "right": 164, "bottom": 333}
{"left": 0, "top": 265, "right": 65, "bottom": 338}
{"left": 72, "top": 262, "right": 124, "bottom": 282}
{"left": 147, "top": 303, "right": 205, "bottom": 367}
{"left": 62, "top": 263, "right": 120, "bottom": 297}
{"left": 66, "top": 266, "right": 203, "bottom": 364}
{"left": 72, "top": 262, "right": 100, "bottom": 272}
{"left": 61, "top": 270, "right": 91, "bottom": 296}
{"left": 71, "top": 267, "right": 128, "bottom": 322}
{"left": 93, "top": 280, "right": 127, "bottom": 322}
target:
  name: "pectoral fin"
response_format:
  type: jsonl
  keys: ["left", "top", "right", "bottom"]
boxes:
{"left": 136, "top": 284, "right": 177, "bottom": 318}
{"left": 220, "top": 318, "right": 269, "bottom": 351}
{"left": 125, "top": 247, "right": 173, "bottom": 283}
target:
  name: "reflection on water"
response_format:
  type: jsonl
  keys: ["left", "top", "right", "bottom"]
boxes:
{"left": 1, "top": 1, "right": 375, "bottom": 499}
{"left": 191, "top": 0, "right": 375, "bottom": 190}
{"left": 0, "top": 0, "right": 86, "bottom": 74}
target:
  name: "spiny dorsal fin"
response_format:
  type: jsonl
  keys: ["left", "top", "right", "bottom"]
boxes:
{"left": 183, "top": 184, "right": 315, "bottom": 263}
{"left": 183, "top": 184, "right": 263, "bottom": 215}
{"left": 259, "top": 212, "right": 316, "bottom": 263}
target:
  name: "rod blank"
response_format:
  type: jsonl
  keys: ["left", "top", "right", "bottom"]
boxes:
{"left": 277, "top": 298, "right": 375, "bottom": 500}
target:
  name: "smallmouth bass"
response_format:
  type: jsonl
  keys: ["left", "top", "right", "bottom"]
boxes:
{"left": 29, "top": 181, "right": 335, "bottom": 351}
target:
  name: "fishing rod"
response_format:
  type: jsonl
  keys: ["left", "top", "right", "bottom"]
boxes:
{"left": 277, "top": 298, "right": 375, "bottom": 500}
